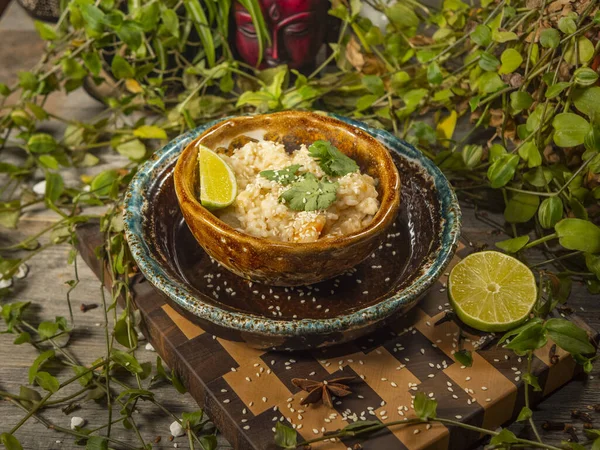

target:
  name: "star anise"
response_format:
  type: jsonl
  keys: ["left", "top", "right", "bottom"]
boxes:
{"left": 291, "top": 376, "right": 354, "bottom": 408}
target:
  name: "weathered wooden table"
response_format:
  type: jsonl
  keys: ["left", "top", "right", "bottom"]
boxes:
{"left": 0, "top": 3, "right": 599, "bottom": 449}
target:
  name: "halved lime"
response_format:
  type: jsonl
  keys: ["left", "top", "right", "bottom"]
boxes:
{"left": 448, "top": 251, "right": 537, "bottom": 332}
{"left": 198, "top": 144, "right": 237, "bottom": 210}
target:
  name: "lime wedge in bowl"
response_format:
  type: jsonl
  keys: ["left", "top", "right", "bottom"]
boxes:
{"left": 448, "top": 251, "right": 537, "bottom": 332}
{"left": 198, "top": 144, "right": 237, "bottom": 210}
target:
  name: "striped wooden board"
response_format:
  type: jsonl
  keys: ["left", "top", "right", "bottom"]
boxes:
{"left": 77, "top": 223, "right": 593, "bottom": 450}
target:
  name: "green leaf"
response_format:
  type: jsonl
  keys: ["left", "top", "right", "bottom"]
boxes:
{"left": 362, "top": 75, "right": 385, "bottom": 96}
{"left": 28, "top": 133, "right": 57, "bottom": 154}
{"left": 307, "top": 141, "right": 359, "bottom": 177}
{"left": 555, "top": 218, "right": 600, "bottom": 253}
{"left": 505, "top": 323, "right": 547, "bottom": 353}
{"left": 171, "top": 369, "right": 187, "bottom": 394}
{"left": 545, "top": 82, "right": 570, "bottom": 99}
{"left": 552, "top": 113, "right": 590, "bottom": 147}
{"left": 39, "top": 155, "right": 59, "bottom": 170}
{"left": 85, "top": 436, "right": 108, "bottom": 450}
{"left": 0, "top": 82, "right": 10, "bottom": 96}
{"left": 565, "top": 37, "right": 595, "bottom": 65}
{"left": 79, "top": 3, "right": 106, "bottom": 31}
{"left": 585, "top": 125, "right": 600, "bottom": 152}
{"left": 29, "top": 349, "right": 55, "bottom": 383}
{"left": 586, "top": 253, "right": 600, "bottom": 280}
{"left": 498, "top": 48, "right": 523, "bottom": 74}
{"left": 18, "top": 71, "right": 38, "bottom": 91}
{"left": 518, "top": 141, "right": 542, "bottom": 168}
{"left": 38, "top": 320, "right": 59, "bottom": 339}
{"left": 111, "top": 349, "right": 143, "bottom": 374}
{"left": 574, "top": 68, "right": 599, "bottom": 87}
{"left": 260, "top": 165, "right": 302, "bottom": 186}
{"left": 19, "top": 385, "right": 42, "bottom": 406}
{"left": 453, "top": 349, "right": 473, "bottom": 367}
{"left": 280, "top": 173, "right": 338, "bottom": 212}
{"left": 479, "top": 72, "right": 506, "bottom": 94}
{"left": 111, "top": 55, "right": 135, "bottom": 79}
{"left": 540, "top": 28, "right": 560, "bottom": 48}
{"left": 487, "top": 154, "right": 519, "bottom": 188}
{"left": 573, "top": 87, "right": 600, "bottom": 119}
{"left": 35, "top": 371, "right": 59, "bottom": 393}
{"left": 90, "top": 170, "right": 118, "bottom": 197}
{"left": 113, "top": 319, "right": 138, "bottom": 349}
{"left": 490, "top": 428, "right": 519, "bottom": 446}
{"left": 478, "top": 52, "right": 500, "bottom": 72}
{"left": 82, "top": 52, "right": 102, "bottom": 77}
{"left": 73, "top": 365, "right": 94, "bottom": 387}
{"left": 558, "top": 17, "right": 577, "bottom": 34}
{"left": 356, "top": 94, "right": 378, "bottom": 112}
{"left": 45, "top": 172, "right": 64, "bottom": 205}
{"left": 0, "top": 433, "right": 23, "bottom": 450}
{"left": 386, "top": 3, "right": 419, "bottom": 28}
{"left": 510, "top": 91, "right": 533, "bottom": 111}
{"left": 517, "top": 406, "right": 533, "bottom": 421}
{"left": 184, "top": 0, "right": 215, "bottom": 67}
{"left": 538, "top": 197, "right": 563, "bottom": 229}
{"left": 116, "top": 20, "right": 143, "bottom": 50}
{"left": 462, "top": 145, "right": 482, "bottom": 168}
{"left": 274, "top": 422, "right": 297, "bottom": 449}
{"left": 471, "top": 24, "right": 492, "bottom": 46}
{"left": 182, "top": 410, "right": 204, "bottom": 428}
{"left": 198, "top": 435, "right": 217, "bottom": 450}
{"left": 413, "top": 391, "right": 437, "bottom": 420}
{"left": 14, "top": 332, "right": 31, "bottom": 345}
{"left": 545, "top": 318, "right": 595, "bottom": 355}
{"left": 62, "top": 58, "right": 87, "bottom": 80}
{"left": 504, "top": 193, "right": 539, "bottom": 223}
{"left": 493, "top": 31, "right": 518, "bottom": 43}
{"left": 26, "top": 102, "right": 47, "bottom": 120}
{"left": 427, "top": 62, "right": 443, "bottom": 85}
{"left": 34, "top": 20, "right": 58, "bottom": 40}
{"left": 495, "top": 235, "right": 530, "bottom": 253}
{"left": 116, "top": 139, "right": 146, "bottom": 160}
{"left": 162, "top": 9, "right": 180, "bottom": 37}
{"left": 522, "top": 372, "right": 542, "bottom": 391}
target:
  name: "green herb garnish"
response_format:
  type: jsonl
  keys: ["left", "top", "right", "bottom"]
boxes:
{"left": 259, "top": 164, "right": 302, "bottom": 186}
{"left": 308, "top": 140, "right": 359, "bottom": 177}
{"left": 279, "top": 173, "right": 338, "bottom": 212}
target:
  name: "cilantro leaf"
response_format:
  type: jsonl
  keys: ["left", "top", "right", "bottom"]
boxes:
{"left": 280, "top": 173, "right": 338, "bottom": 211}
{"left": 308, "top": 140, "right": 359, "bottom": 177}
{"left": 260, "top": 164, "right": 302, "bottom": 186}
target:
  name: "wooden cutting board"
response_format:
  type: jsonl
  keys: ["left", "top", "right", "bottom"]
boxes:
{"left": 76, "top": 222, "right": 595, "bottom": 450}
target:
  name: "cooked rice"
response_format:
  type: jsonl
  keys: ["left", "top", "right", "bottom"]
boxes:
{"left": 216, "top": 140, "right": 379, "bottom": 243}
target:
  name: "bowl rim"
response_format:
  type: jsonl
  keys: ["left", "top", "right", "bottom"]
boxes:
{"left": 123, "top": 113, "right": 462, "bottom": 337}
{"left": 173, "top": 111, "right": 401, "bottom": 252}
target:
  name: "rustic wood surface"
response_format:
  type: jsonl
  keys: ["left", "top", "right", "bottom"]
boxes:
{"left": 0, "top": 2, "right": 599, "bottom": 449}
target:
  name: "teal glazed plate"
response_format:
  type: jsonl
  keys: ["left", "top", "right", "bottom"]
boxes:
{"left": 123, "top": 113, "right": 461, "bottom": 351}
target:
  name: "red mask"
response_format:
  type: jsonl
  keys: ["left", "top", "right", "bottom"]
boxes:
{"left": 233, "top": 0, "right": 331, "bottom": 71}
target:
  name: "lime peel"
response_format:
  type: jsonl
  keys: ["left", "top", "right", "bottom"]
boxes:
{"left": 448, "top": 251, "right": 537, "bottom": 332}
{"left": 198, "top": 144, "right": 237, "bottom": 210}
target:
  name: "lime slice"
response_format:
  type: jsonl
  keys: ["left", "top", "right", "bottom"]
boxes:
{"left": 198, "top": 144, "right": 237, "bottom": 210}
{"left": 448, "top": 251, "right": 537, "bottom": 332}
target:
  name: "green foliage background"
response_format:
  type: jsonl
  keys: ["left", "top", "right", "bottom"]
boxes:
{"left": 1, "top": 0, "right": 600, "bottom": 448}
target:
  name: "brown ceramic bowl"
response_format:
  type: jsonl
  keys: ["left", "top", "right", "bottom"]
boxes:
{"left": 173, "top": 111, "right": 401, "bottom": 286}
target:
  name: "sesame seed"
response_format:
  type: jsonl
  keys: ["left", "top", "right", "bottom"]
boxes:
{"left": 414, "top": 429, "right": 420, "bottom": 435}
{"left": 223, "top": 399, "right": 230, "bottom": 403}
{"left": 481, "top": 386, "right": 488, "bottom": 391}
{"left": 465, "top": 376, "right": 471, "bottom": 381}
{"left": 243, "top": 425, "right": 250, "bottom": 430}
{"left": 262, "top": 397, "right": 267, "bottom": 402}
{"left": 455, "top": 415, "right": 462, "bottom": 419}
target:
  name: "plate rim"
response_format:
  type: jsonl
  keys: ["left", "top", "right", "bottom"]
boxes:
{"left": 123, "top": 113, "right": 461, "bottom": 337}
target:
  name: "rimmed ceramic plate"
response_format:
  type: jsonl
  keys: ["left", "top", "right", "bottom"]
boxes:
{"left": 124, "top": 114, "right": 461, "bottom": 351}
